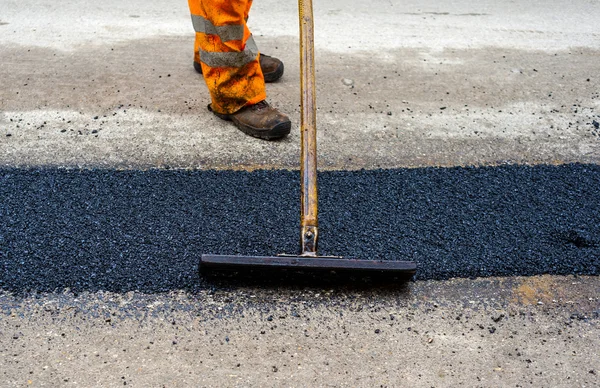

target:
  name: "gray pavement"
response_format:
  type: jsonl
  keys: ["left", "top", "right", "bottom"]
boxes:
{"left": 1, "top": 0, "right": 599, "bottom": 169}
{"left": 2, "top": 276, "right": 599, "bottom": 387}
{"left": 1, "top": 0, "right": 599, "bottom": 386}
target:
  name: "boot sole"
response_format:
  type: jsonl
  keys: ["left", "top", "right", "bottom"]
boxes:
{"left": 194, "top": 60, "right": 284, "bottom": 83}
{"left": 208, "top": 105, "right": 291, "bottom": 140}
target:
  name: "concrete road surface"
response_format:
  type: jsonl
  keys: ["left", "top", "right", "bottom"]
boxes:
{"left": 1, "top": 0, "right": 599, "bottom": 169}
{"left": 1, "top": 0, "right": 599, "bottom": 386}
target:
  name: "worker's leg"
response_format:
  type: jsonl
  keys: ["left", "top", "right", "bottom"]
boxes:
{"left": 191, "top": 0, "right": 252, "bottom": 67}
{"left": 190, "top": 0, "right": 284, "bottom": 84}
{"left": 244, "top": 0, "right": 252, "bottom": 21}
{"left": 188, "top": 0, "right": 265, "bottom": 115}
{"left": 188, "top": 0, "right": 290, "bottom": 140}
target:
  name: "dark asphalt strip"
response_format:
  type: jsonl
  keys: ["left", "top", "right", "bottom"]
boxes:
{"left": 0, "top": 164, "right": 599, "bottom": 293}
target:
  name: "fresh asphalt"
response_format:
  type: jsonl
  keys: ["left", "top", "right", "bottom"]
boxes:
{"left": 1, "top": 164, "right": 598, "bottom": 294}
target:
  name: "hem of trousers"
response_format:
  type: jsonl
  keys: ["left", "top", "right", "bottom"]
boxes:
{"left": 210, "top": 90, "right": 267, "bottom": 116}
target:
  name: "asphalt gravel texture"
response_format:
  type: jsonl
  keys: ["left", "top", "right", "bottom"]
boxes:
{"left": 0, "top": 164, "right": 599, "bottom": 294}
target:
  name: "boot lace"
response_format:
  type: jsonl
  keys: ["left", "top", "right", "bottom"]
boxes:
{"left": 252, "top": 100, "right": 270, "bottom": 111}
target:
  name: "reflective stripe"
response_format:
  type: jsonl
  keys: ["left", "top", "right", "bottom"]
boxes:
{"left": 199, "top": 36, "right": 259, "bottom": 68}
{"left": 191, "top": 14, "right": 244, "bottom": 42}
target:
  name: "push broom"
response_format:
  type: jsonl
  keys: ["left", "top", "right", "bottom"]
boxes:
{"left": 199, "top": 0, "right": 417, "bottom": 279}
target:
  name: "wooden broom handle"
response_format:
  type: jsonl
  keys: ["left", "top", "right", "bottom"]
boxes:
{"left": 298, "top": 0, "right": 318, "bottom": 256}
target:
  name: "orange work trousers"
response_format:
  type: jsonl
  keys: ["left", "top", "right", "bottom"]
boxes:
{"left": 188, "top": 0, "right": 266, "bottom": 115}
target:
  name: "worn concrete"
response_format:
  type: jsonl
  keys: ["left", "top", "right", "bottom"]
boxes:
{"left": 1, "top": 0, "right": 599, "bottom": 52}
{"left": 1, "top": 1, "right": 599, "bottom": 169}
{"left": 1, "top": 276, "right": 599, "bottom": 387}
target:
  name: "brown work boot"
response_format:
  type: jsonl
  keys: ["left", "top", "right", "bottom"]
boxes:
{"left": 258, "top": 54, "right": 284, "bottom": 82}
{"left": 194, "top": 53, "right": 284, "bottom": 83}
{"left": 209, "top": 101, "right": 291, "bottom": 140}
